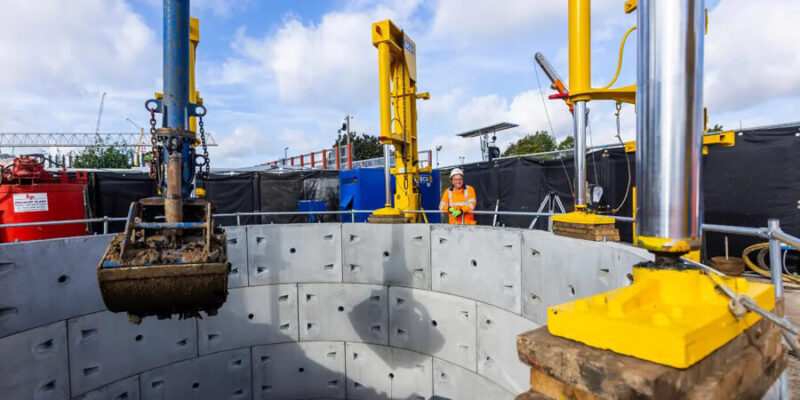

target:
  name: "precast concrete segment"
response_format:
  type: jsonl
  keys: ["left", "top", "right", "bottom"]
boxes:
{"left": 477, "top": 302, "right": 540, "bottom": 394}
{"left": 72, "top": 375, "right": 140, "bottom": 400}
{"left": 0, "top": 235, "right": 111, "bottom": 338}
{"left": 299, "top": 283, "right": 388, "bottom": 345}
{"left": 247, "top": 224, "right": 342, "bottom": 285}
{"left": 140, "top": 348, "right": 251, "bottom": 400}
{"left": 431, "top": 225, "right": 522, "bottom": 313}
{"left": 252, "top": 341, "right": 346, "bottom": 399}
{"left": 343, "top": 224, "right": 431, "bottom": 289}
{"left": 389, "top": 286, "right": 477, "bottom": 371}
{"left": 197, "top": 285, "right": 297, "bottom": 355}
{"left": 433, "top": 358, "right": 514, "bottom": 400}
{"left": 345, "top": 342, "right": 433, "bottom": 400}
{"left": 0, "top": 223, "right": 658, "bottom": 399}
{"left": 0, "top": 321, "right": 69, "bottom": 400}
{"left": 521, "top": 230, "right": 650, "bottom": 324}
{"left": 225, "top": 226, "right": 248, "bottom": 288}
{"left": 67, "top": 311, "right": 197, "bottom": 396}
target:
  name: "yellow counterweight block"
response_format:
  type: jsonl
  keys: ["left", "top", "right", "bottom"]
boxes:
{"left": 547, "top": 266, "right": 774, "bottom": 369}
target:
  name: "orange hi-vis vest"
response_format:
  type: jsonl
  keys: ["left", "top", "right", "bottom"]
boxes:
{"left": 439, "top": 185, "right": 477, "bottom": 224}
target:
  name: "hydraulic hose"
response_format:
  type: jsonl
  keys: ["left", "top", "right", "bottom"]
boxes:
{"left": 742, "top": 242, "right": 800, "bottom": 284}
{"left": 600, "top": 26, "right": 637, "bottom": 90}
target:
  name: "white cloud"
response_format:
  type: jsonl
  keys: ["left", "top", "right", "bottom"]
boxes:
{"left": 269, "top": 13, "right": 376, "bottom": 106}
{"left": 429, "top": 0, "right": 562, "bottom": 46}
{"left": 215, "top": 2, "right": 425, "bottom": 109}
{"left": 0, "top": 0, "right": 159, "bottom": 132}
{"left": 212, "top": 123, "right": 328, "bottom": 167}
{"left": 705, "top": 0, "right": 800, "bottom": 113}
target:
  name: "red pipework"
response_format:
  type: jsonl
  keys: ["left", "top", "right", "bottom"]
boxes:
{"left": 347, "top": 143, "right": 353, "bottom": 170}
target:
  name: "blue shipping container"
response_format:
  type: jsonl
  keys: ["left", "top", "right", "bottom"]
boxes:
{"left": 339, "top": 168, "right": 440, "bottom": 223}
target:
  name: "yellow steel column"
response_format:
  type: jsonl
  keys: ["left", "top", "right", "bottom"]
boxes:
{"left": 568, "top": 0, "right": 591, "bottom": 100}
{"left": 370, "top": 19, "right": 428, "bottom": 223}
{"left": 189, "top": 18, "right": 200, "bottom": 134}
{"left": 377, "top": 42, "right": 392, "bottom": 141}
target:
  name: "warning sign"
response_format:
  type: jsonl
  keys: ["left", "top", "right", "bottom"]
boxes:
{"left": 13, "top": 193, "right": 49, "bottom": 213}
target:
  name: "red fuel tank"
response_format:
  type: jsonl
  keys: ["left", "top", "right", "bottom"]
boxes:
{"left": 0, "top": 155, "right": 88, "bottom": 242}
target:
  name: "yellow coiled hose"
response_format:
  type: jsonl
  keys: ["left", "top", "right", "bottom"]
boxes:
{"left": 742, "top": 242, "right": 800, "bottom": 284}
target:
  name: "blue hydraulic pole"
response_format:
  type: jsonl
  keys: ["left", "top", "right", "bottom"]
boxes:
{"left": 162, "top": 0, "right": 194, "bottom": 198}
{"left": 163, "top": 0, "right": 190, "bottom": 131}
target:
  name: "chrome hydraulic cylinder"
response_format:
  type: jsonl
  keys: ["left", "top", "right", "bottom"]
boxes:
{"left": 635, "top": 0, "right": 705, "bottom": 252}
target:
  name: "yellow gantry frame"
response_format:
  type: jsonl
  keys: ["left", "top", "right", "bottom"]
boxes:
{"left": 567, "top": 0, "right": 636, "bottom": 106}
{"left": 371, "top": 20, "right": 430, "bottom": 222}
{"left": 550, "top": 0, "right": 635, "bottom": 225}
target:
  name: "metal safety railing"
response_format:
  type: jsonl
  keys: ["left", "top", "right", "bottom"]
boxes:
{"left": 0, "top": 209, "right": 578, "bottom": 234}
{"left": 0, "top": 216, "right": 128, "bottom": 235}
{"left": 699, "top": 219, "right": 799, "bottom": 399}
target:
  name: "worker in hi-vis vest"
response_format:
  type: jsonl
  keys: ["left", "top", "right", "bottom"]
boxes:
{"left": 439, "top": 168, "right": 477, "bottom": 224}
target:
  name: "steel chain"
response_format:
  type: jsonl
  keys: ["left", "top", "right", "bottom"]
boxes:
{"left": 148, "top": 108, "right": 159, "bottom": 180}
{"left": 198, "top": 115, "right": 210, "bottom": 178}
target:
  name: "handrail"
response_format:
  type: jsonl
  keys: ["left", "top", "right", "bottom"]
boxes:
{"left": 2, "top": 213, "right": 796, "bottom": 253}
{"left": 0, "top": 210, "right": 645, "bottom": 230}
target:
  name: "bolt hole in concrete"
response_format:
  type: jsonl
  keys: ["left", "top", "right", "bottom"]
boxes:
{"left": 248, "top": 313, "right": 254, "bottom": 320}
{"left": 568, "top": 285, "right": 576, "bottom": 297}
{"left": 383, "top": 251, "right": 390, "bottom": 257}
{"left": 389, "top": 373, "right": 395, "bottom": 379}
{"left": 298, "top": 367, "right": 305, "bottom": 373}
{"left": 431, "top": 320, "right": 438, "bottom": 327}
{"left": 57, "top": 275, "right": 68, "bottom": 284}
{"left": 135, "top": 334, "right": 143, "bottom": 342}
{"left": 338, "top": 306, "right": 345, "bottom": 312}
{"left": 290, "top": 248, "right": 296, "bottom": 254}
{"left": 192, "top": 382, "right": 199, "bottom": 389}
{"left": 471, "top": 259, "right": 477, "bottom": 267}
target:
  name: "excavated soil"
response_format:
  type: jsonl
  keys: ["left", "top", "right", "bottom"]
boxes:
{"left": 104, "top": 229, "right": 226, "bottom": 266}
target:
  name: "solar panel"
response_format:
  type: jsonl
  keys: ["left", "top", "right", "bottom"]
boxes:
{"left": 455, "top": 122, "right": 519, "bottom": 138}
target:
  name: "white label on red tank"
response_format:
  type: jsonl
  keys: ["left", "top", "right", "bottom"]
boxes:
{"left": 13, "top": 193, "right": 49, "bottom": 212}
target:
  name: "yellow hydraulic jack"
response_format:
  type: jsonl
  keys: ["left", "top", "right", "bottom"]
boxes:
{"left": 368, "top": 19, "right": 430, "bottom": 224}
{"left": 546, "top": 0, "right": 774, "bottom": 370}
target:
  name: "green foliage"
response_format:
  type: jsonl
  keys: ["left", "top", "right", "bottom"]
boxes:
{"left": 708, "top": 124, "right": 724, "bottom": 133}
{"left": 502, "top": 131, "right": 556, "bottom": 156}
{"left": 557, "top": 136, "right": 574, "bottom": 150}
{"left": 333, "top": 132, "right": 384, "bottom": 161}
{"left": 72, "top": 138, "right": 132, "bottom": 169}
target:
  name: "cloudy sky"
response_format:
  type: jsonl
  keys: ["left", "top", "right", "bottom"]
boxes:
{"left": 1, "top": 0, "right": 797, "bottom": 167}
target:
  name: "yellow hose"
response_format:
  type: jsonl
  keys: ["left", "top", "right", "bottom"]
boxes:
{"left": 742, "top": 242, "right": 800, "bottom": 283}
{"left": 600, "top": 26, "right": 637, "bottom": 90}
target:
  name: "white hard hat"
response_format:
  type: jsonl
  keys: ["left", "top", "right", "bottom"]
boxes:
{"left": 450, "top": 168, "right": 464, "bottom": 178}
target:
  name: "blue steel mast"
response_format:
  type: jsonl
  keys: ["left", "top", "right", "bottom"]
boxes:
{"left": 162, "top": 0, "right": 196, "bottom": 198}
